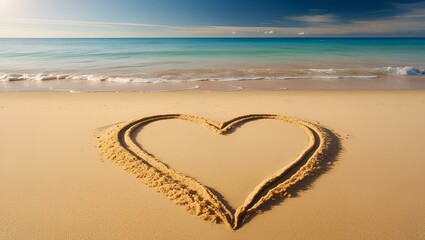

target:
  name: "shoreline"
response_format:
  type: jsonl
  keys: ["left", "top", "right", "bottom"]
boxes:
{"left": 2, "top": 75, "right": 425, "bottom": 92}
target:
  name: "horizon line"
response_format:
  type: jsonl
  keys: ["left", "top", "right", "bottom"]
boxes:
{"left": 1, "top": 36, "right": 425, "bottom": 39}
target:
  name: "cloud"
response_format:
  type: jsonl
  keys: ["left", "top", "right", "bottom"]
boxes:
{"left": 287, "top": 14, "right": 337, "bottom": 23}
{"left": 1, "top": 2, "right": 425, "bottom": 37}
{"left": 391, "top": 1, "right": 425, "bottom": 18}
{"left": 0, "top": 17, "right": 171, "bottom": 28}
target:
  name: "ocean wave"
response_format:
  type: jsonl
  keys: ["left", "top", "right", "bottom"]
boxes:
{"left": 309, "top": 66, "right": 424, "bottom": 76}
{"left": 2, "top": 67, "right": 424, "bottom": 84}
{"left": 35, "top": 73, "right": 69, "bottom": 81}
{"left": 0, "top": 73, "right": 69, "bottom": 82}
{"left": 382, "top": 66, "right": 425, "bottom": 76}
{"left": 0, "top": 73, "right": 379, "bottom": 83}
{"left": 75, "top": 75, "right": 107, "bottom": 82}
{"left": 0, "top": 73, "right": 27, "bottom": 81}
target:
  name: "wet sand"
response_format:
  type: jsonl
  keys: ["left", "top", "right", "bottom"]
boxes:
{"left": 2, "top": 75, "right": 425, "bottom": 92}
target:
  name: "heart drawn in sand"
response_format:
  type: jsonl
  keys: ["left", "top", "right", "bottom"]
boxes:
{"left": 99, "top": 114, "right": 336, "bottom": 230}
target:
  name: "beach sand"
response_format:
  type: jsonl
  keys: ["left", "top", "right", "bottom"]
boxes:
{"left": 1, "top": 91, "right": 425, "bottom": 239}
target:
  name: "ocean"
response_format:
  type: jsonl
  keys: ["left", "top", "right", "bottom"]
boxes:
{"left": 1, "top": 38, "right": 424, "bottom": 91}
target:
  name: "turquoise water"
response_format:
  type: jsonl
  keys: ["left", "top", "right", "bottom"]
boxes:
{"left": 1, "top": 38, "right": 424, "bottom": 85}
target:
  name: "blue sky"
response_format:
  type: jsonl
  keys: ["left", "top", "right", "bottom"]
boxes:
{"left": 1, "top": 0, "right": 425, "bottom": 37}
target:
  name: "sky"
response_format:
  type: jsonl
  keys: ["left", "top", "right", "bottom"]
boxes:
{"left": 1, "top": 0, "right": 425, "bottom": 37}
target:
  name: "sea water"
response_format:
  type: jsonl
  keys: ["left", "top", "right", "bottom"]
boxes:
{"left": 1, "top": 38, "right": 424, "bottom": 91}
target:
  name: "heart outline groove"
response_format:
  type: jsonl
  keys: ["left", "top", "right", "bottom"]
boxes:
{"left": 99, "top": 114, "right": 336, "bottom": 230}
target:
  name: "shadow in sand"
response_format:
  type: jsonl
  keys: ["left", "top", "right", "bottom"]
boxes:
{"left": 240, "top": 127, "right": 342, "bottom": 226}
{"left": 105, "top": 114, "right": 342, "bottom": 230}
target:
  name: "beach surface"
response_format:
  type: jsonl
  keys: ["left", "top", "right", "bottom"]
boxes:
{"left": 1, "top": 91, "right": 425, "bottom": 239}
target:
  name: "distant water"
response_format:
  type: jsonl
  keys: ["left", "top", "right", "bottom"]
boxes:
{"left": 1, "top": 38, "right": 425, "bottom": 91}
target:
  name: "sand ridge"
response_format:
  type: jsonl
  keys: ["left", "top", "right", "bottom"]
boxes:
{"left": 98, "top": 114, "right": 335, "bottom": 230}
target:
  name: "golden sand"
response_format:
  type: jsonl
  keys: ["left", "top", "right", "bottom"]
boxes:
{"left": 1, "top": 91, "right": 424, "bottom": 239}
{"left": 98, "top": 114, "right": 338, "bottom": 229}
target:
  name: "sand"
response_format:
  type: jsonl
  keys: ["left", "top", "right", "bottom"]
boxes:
{"left": 1, "top": 91, "right": 425, "bottom": 239}
{"left": 2, "top": 75, "right": 425, "bottom": 92}
{"left": 99, "top": 114, "right": 336, "bottom": 229}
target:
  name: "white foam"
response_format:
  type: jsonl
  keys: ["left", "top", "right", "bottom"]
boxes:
{"left": 2, "top": 67, "right": 422, "bottom": 86}
{"left": 0, "top": 73, "right": 74, "bottom": 82}
{"left": 383, "top": 66, "right": 425, "bottom": 76}
{"left": 265, "top": 76, "right": 308, "bottom": 80}
{"left": 0, "top": 73, "right": 26, "bottom": 82}
{"left": 107, "top": 77, "right": 177, "bottom": 83}
{"left": 66, "top": 75, "right": 180, "bottom": 83}
{"left": 198, "top": 77, "right": 264, "bottom": 82}
{"left": 86, "top": 75, "right": 107, "bottom": 81}
{"left": 106, "top": 77, "right": 132, "bottom": 83}
{"left": 309, "top": 68, "right": 336, "bottom": 73}
{"left": 57, "top": 75, "right": 69, "bottom": 79}
{"left": 34, "top": 73, "right": 66, "bottom": 81}
{"left": 131, "top": 78, "right": 179, "bottom": 84}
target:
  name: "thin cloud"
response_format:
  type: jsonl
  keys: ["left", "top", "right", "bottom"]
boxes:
{"left": 0, "top": 18, "right": 172, "bottom": 28}
{"left": 287, "top": 14, "right": 337, "bottom": 23}
{"left": 1, "top": 1, "right": 425, "bottom": 37}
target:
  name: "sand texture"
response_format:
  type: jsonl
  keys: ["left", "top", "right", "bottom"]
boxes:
{"left": 98, "top": 114, "right": 337, "bottom": 229}
{"left": 1, "top": 91, "right": 425, "bottom": 239}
